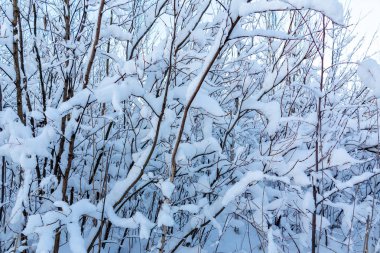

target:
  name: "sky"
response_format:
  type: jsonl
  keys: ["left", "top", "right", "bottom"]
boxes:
{"left": 342, "top": 0, "right": 380, "bottom": 58}
{"left": 345, "top": 0, "right": 380, "bottom": 26}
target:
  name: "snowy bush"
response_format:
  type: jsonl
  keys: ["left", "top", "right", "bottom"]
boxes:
{"left": 0, "top": 0, "right": 379, "bottom": 252}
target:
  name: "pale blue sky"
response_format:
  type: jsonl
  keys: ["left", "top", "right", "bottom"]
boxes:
{"left": 346, "top": 0, "right": 380, "bottom": 30}
{"left": 343, "top": 0, "right": 380, "bottom": 58}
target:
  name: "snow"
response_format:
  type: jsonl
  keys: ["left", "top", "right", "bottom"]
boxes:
{"left": 10, "top": 164, "right": 33, "bottom": 224}
{"left": 185, "top": 18, "right": 226, "bottom": 104}
{"left": 194, "top": 90, "right": 225, "bottom": 116}
{"left": 94, "top": 77, "right": 145, "bottom": 113}
{"left": 172, "top": 86, "right": 225, "bottom": 116}
{"left": 358, "top": 58, "right": 380, "bottom": 98}
{"left": 24, "top": 212, "right": 61, "bottom": 252}
{"left": 235, "top": 0, "right": 344, "bottom": 24}
{"left": 0, "top": 110, "right": 55, "bottom": 224}
{"left": 158, "top": 179, "right": 175, "bottom": 198}
{"left": 196, "top": 174, "right": 211, "bottom": 193}
{"left": 67, "top": 222, "right": 87, "bottom": 253}
{"left": 102, "top": 25, "right": 132, "bottom": 41}
{"left": 1, "top": 0, "right": 378, "bottom": 252}
{"left": 133, "top": 212, "right": 155, "bottom": 239}
{"left": 176, "top": 138, "right": 221, "bottom": 163}
{"left": 103, "top": 147, "right": 149, "bottom": 206}
{"left": 268, "top": 228, "right": 279, "bottom": 253}
{"left": 157, "top": 203, "right": 175, "bottom": 227}
{"left": 230, "top": 27, "right": 297, "bottom": 41}
{"left": 175, "top": 246, "right": 206, "bottom": 253}
{"left": 257, "top": 101, "right": 281, "bottom": 135}
{"left": 222, "top": 171, "right": 264, "bottom": 205}
{"left": 58, "top": 89, "right": 93, "bottom": 115}
{"left": 177, "top": 204, "right": 200, "bottom": 214}
{"left": 105, "top": 204, "right": 138, "bottom": 229}
{"left": 327, "top": 148, "right": 361, "bottom": 168}
{"left": 175, "top": 1, "right": 210, "bottom": 48}
{"left": 39, "top": 175, "right": 58, "bottom": 189}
